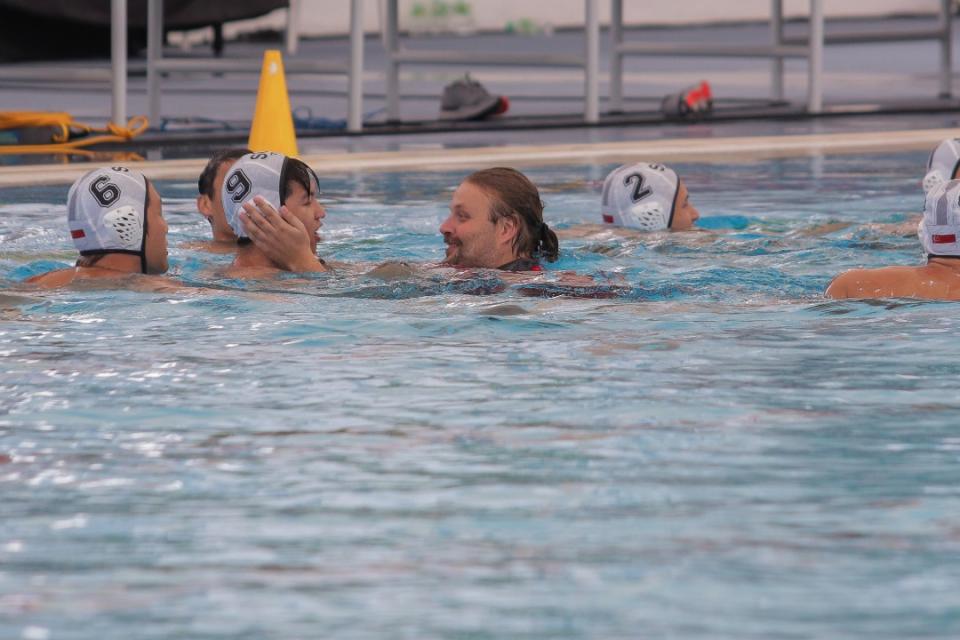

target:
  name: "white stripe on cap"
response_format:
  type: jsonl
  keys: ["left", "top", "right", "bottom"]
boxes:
{"left": 919, "top": 179, "right": 960, "bottom": 256}
{"left": 600, "top": 162, "right": 680, "bottom": 231}
{"left": 67, "top": 167, "right": 147, "bottom": 254}
{"left": 221, "top": 152, "right": 287, "bottom": 238}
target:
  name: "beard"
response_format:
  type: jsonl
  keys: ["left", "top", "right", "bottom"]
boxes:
{"left": 443, "top": 236, "right": 462, "bottom": 264}
{"left": 442, "top": 233, "right": 498, "bottom": 268}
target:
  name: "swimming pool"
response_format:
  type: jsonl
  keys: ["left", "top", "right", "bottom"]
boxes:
{"left": 2, "top": 150, "right": 959, "bottom": 639}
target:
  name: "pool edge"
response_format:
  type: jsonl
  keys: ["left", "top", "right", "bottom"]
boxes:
{"left": 0, "top": 127, "right": 957, "bottom": 187}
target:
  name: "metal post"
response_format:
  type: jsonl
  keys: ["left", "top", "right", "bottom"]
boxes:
{"left": 609, "top": 0, "right": 624, "bottom": 112}
{"left": 771, "top": 0, "right": 784, "bottom": 100}
{"left": 286, "top": 0, "right": 301, "bottom": 56}
{"left": 110, "top": 0, "right": 127, "bottom": 126}
{"left": 347, "top": 0, "right": 364, "bottom": 132}
{"left": 810, "top": 151, "right": 824, "bottom": 181}
{"left": 807, "top": 0, "right": 823, "bottom": 113}
{"left": 939, "top": 0, "right": 953, "bottom": 98}
{"left": 147, "top": 0, "right": 163, "bottom": 126}
{"left": 584, "top": 0, "right": 599, "bottom": 123}
{"left": 385, "top": 0, "right": 401, "bottom": 122}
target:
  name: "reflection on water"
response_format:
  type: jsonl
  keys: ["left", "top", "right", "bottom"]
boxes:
{"left": 2, "top": 152, "right": 959, "bottom": 639}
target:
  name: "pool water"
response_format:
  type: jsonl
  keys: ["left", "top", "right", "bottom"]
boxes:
{"left": 2, "top": 151, "right": 959, "bottom": 639}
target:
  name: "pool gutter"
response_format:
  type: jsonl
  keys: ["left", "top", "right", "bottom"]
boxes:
{"left": 0, "top": 127, "right": 957, "bottom": 187}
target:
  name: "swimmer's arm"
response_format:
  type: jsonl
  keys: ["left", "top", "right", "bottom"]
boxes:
{"left": 513, "top": 271, "right": 631, "bottom": 299}
{"left": 826, "top": 269, "right": 880, "bottom": 299}
{"left": 240, "top": 197, "right": 330, "bottom": 273}
{"left": 863, "top": 214, "right": 921, "bottom": 237}
{"left": 179, "top": 239, "right": 237, "bottom": 254}
{"left": 555, "top": 223, "right": 644, "bottom": 240}
{"left": 130, "top": 276, "right": 204, "bottom": 294}
{"left": 25, "top": 269, "right": 73, "bottom": 288}
{"left": 797, "top": 221, "right": 854, "bottom": 237}
{"left": 495, "top": 270, "right": 598, "bottom": 286}
{"left": 824, "top": 272, "right": 850, "bottom": 298}
{"left": 554, "top": 223, "right": 608, "bottom": 240}
{"left": 554, "top": 271, "right": 599, "bottom": 286}
{"left": 25, "top": 270, "right": 200, "bottom": 293}
{"left": 364, "top": 261, "right": 419, "bottom": 280}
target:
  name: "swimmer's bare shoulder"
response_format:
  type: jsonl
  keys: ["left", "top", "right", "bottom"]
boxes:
{"left": 557, "top": 223, "right": 714, "bottom": 241}
{"left": 364, "top": 260, "right": 419, "bottom": 281}
{"left": 26, "top": 268, "right": 79, "bottom": 289}
{"left": 219, "top": 261, "right": 341, "bottom": 281}
{"left": 555, "top": 223, "right": 644, "bottom": 240}
{"left": 26, "top": 268, "right": 187, "bottom": 293}
{"left": 180, "top": 240, "right": 237, "bottom": 254}
{"left": 825, "top": 265, "right": 959, "bottom": 300}
{"left": 220, "top": 264, "right": 282, "bottom": 280}
{"left": 826, "top": 267, "right": 901, "bottom": 299}
{"left": 801, "top": 216, "right": 920, "bottom": 240}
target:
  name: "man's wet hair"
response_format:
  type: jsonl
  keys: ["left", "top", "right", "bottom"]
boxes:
{"left": 198, "top": 148, "right": 251, "bottom": 198}
{"left": 281, "top": 158, "right": 319, "bottom": 206}
{"left": 465, "top": 167, "right": 560, "bottom": 262}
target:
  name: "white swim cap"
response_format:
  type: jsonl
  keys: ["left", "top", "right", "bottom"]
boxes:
{"left": 919, "top": 179, "right": 960, "bottom": 256}
{"left": 67, "top": 167, "right": 150, "bottom": 271}
{"left": 923, "top": 138, "right": 960, "bottom": 194}
{"left": 221, "top": 151, "right": 291, "bottom": 239}
{"left": 600, "top": 162, "right": 680, "bottom": 231}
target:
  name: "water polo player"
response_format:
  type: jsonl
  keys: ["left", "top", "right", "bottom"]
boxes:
{"left": 826, "top": 179, "right": 960, "bottom": 300}
{"left": 28, "top": 167, "right": 169, "bottom": 288}
{"left": 221, "top": 151, "right": 329, "bottom": 275}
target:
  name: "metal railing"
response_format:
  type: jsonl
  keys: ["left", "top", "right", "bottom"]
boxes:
{"left": 106, "top": 0, "right": 366, "bottom": 132}
{"left": 90, "top": 0, "right": 960, "bottom": 133}
{"left": 380, "top": 0, "right": 602, "bottom": 123}
{"left": 609, "top": 0, "right": 953, "bottom": 114}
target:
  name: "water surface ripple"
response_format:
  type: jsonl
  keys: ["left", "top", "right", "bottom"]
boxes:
{"left": 1, "top": 153, "right": 958, "bottom": 639}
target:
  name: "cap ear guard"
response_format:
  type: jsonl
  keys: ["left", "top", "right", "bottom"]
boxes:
{"left": 102, "top": 205, "right": 144, "bottom": 248}
{"left": 624, "top": 202, "right": 670, "bottom": 231}
{"left": 919, "top": 179, "right": 960, "bottom": 256}
{"left": 923, "top": 138, "right": 960, "bottom": 194}
{"left": 923, "top": 170, "right": 945, "bottom": 195}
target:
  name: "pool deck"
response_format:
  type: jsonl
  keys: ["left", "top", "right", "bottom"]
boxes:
{"left": 1, "top": 15, "right": 960, "bottom": 184}
{"left": 1, "top": 126, "right": 958, "bottom": 187}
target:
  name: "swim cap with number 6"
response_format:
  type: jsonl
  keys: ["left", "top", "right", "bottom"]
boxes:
{"left": 67, "top": 167, "right": 148, "bottom": 255}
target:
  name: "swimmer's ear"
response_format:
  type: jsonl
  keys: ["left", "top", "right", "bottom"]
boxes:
{"left": 197, "top": 194, "right": 212, "bottom": 216}
{"left": 496, "top": 215, "right": 519, "bottom": 244}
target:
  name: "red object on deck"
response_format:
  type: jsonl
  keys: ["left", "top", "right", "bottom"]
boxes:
{"left": 683, "top": 81, "right": 712, "bottom": 111}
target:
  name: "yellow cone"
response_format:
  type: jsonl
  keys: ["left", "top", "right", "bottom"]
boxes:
{"left": 248, "top": 50, "right": 298, "bottom": 157}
